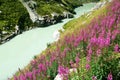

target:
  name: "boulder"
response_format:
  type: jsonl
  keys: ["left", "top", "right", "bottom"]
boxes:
{"left": 2, "top": 31, "right": 8, "bottom": 35}
{"left": 54, "top": 68, "right": 77, "bottom": 80}
{"left": 63, "top": 12, "right": 74, "bottom": 18}
{"left": 53, "top": 30, "right": 60, "bottom": 41}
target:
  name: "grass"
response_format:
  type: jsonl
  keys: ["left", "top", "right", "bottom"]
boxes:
{"left": 59, "top": 1, "right": 109, "bottom": 40}
{"left": 63, "top": 2, "right": 108, "bottom": 31}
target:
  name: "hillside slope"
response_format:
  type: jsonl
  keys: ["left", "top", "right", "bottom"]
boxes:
{"left": 0, "top": 0, "right": 33, "bottom": 44}
{"left": 12, "top": 0, "right": 120, "bottom": 80}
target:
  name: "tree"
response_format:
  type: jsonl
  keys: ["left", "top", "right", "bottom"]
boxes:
{"left": 18, "top": 13, "right": 32, "bottom": 31}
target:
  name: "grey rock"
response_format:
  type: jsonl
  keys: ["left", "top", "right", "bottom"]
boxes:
{"left": 2, "top": 31, "right": 8, "bottom": 35}
{"left": 63, "top": 11, "right": 74, "bottom": 18}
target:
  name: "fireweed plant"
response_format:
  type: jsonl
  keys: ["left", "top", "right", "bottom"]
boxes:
{"left": 12, "top": 0, "right": 120, "bottom": 80}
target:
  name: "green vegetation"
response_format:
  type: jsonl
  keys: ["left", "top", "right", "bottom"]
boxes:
{"left": 34, "top": 0, "right": 100, "bottom": 16}
{"left": 34, "top": 0, "right": 82, "bottom": 16}
{"left": 63, "top": 2, "right": 107, "bottom": 32}
{"left": 81, "top": 0, "right": 100, "bottom": 3}
{"left": 0, "top": 0, "right": 33, "bottom": 33}
{"left": 0, "top": 0, "right": 100, "bottom": 35}
{"left": 12, "top": 0, "right": 120, "bottom": 80}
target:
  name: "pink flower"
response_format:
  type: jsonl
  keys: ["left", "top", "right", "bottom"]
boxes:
{"left": 75, "top": 56, "right": 80, "bottom": 63}
{"left": 114, "top": 44, "right": 119, "bottom": 52}
{"left": 97, "top": 37, "right": 105, "bottom": 48}
{"left": 90, "top": 37, "right": 97, "bottom": 45}
{"left": 26, "top": 72, "right": 33, "bottom": 79}
{"left": 75, "top": 56, "right": 80, "bottom": 67}
{"left": 61, "top": 48, "right": 68, "bottom": 57}
{"left": 111, "top": 34, "right": 116, "bottom": 40}
{"left": 38, "top": 63, "right": 46, "bottom": 72}
{"left": 112, "top": 30, "right": 119, "bottom": 40}
{"left": 86, "top": 55, "right": 91, "bottom": 62}
{"left": 85, "top": 64, "right": 90, "bottom": 70}
{"left": 65, "top": 36, "right": 71, "bottom": 44}
{"left": 105, "top": 37, "right": 110, "bottom": 46}
{"left": 58, "top": 66, "right": 69, "bottom": 76}
{"left": 107, "top": 72, "right": 113, "bottom": 80}
{"left": 46, "top": 60, "right": 50, "bottom": 66}
{"left": 14, "top": 75, "right": 18, "bottom": 80}
{"left": 32, "top": 68, "right": 37, "bottom": 80}
{"left": 92, "top": 76, "right": 97, "bottom": 80}
{"left": 75, "top": 36, "right": 82, "bottom": 44}
{"left": 31, "top": 60, "right": 36, "bottom": 66}
{"left": 19, "top": 74, "right": 26, "bottom": 80}
{"left": 70, "top": 60, "right": 74, "bottom": 68}
{"left": 88, "top": 48, "right": 92, "bottom": 55}
{"left": 50, "top": 55, "right": 56, "bottom": 62}
{"left": 74, "top": 41, "right": 79, "bottom": 47}
{"left": 96, "top": 49, "right": 101, "bottom": 56}
{"left": 107, "top": 30, "right": 111, "bottom": 38}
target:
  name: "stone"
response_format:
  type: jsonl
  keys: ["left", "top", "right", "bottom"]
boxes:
{"left": 2, "top": 31, "right": 8, "bottom": 35}
{"left": 53, "top": 30, "right": 60, "bottom": 41}
{"left": 54, "top": 68, "right": 77, "bottom": 80}
{"left": 63, "top": 11, "right": 74, "bottom": 18}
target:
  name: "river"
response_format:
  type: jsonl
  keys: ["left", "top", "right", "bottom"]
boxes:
{"left": 0, "top": 3, "right": 96, "bottom": 80}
